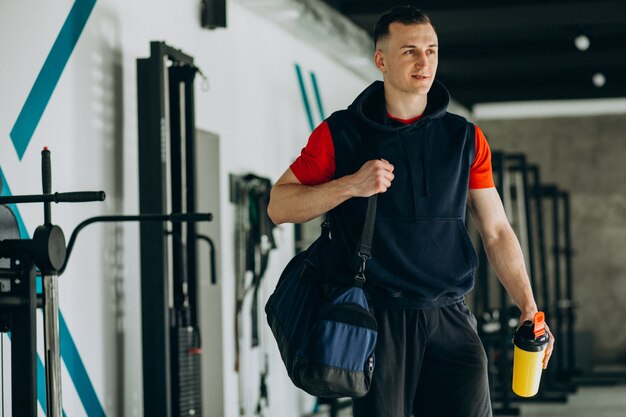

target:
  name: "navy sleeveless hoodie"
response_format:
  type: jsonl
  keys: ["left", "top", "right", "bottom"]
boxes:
{"left": 325, "top": 80, "right": 479, "bottom": 308}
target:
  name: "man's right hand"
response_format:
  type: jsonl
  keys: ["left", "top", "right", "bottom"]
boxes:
{"left": 347, "top": 159, "right": 395, "bottom": 197}
{"left": 268, "top": 159, "right": 394, "bottom": 224}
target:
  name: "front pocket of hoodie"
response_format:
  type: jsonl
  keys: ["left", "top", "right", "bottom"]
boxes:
{"left": 372, "top": 218, "right": 479, "bottom": 287}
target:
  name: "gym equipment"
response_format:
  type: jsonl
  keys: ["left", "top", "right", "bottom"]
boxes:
{"left": 0, "top": 148, "right": 105, "bottom": 417}
{"left": 560, "top": 191, "right": 576, "bottom": 381}
{"left": 230, "top": 173, "right": 276, "bottom": 353}
{"left": 137, "top": 41, "right": 218, "bottom": 417}
{"left": 545, "top": 185, "right": 626, "bottom": 386}
{"left": 532, "top": 184, "right": 577, "bottom": 394}
{"left": 547, "top": 185, "right": 626, "bottom": 386}
{"left": 0, "top": 149, "right": 213, "bottom": 417}
{"left": 231, "top": 173, "right": 276, "bottom": 416}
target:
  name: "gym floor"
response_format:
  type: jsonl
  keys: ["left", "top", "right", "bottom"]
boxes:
{"left": 310, "top": 383, "right": 626, "bottom": 417}
{"left": 517, "top": 384, "right": 626, "bottom": 417}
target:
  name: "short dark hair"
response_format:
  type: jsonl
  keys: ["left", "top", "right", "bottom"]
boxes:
{"left": 374, "top": 5, "right": 435, "bottom": 48}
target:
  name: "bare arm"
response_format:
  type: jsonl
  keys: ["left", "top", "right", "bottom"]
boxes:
{"left": 468, "top": 187, "right": 554, "bottom": 368}
{"left": 267, "top": 159, "right": 394, "bottom": 224}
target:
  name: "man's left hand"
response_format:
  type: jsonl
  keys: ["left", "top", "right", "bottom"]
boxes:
{"left": 519, "top": 312, "right": 555, "bottom": 369}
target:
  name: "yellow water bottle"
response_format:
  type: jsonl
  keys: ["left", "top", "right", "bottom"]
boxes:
{"left": 512, "top": 311, "right": 549, "bottom": 397}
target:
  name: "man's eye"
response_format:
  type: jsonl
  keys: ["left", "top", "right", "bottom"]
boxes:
{"left": 405, "top": 50, "right": 415, "bottom": 55}
{"left": 427, "top": 49, "right": 436, "bottom": 55}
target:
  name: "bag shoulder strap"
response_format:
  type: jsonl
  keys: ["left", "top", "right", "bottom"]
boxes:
{"left": 354, "top": 195, "right": 377, "bottom": 286}
{"left": 358, "top": 195, "right": 377, "bottom": 260}
{"left": 323, "top": 195, "right": 378, "bottom": 286}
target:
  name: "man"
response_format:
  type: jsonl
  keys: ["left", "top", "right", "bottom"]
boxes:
{"left": 268, "top": 5, "right": 554, "bottom": 417}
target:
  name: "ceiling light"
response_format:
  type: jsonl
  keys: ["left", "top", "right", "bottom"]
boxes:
{"left": 574, "top": 34, "right": 590, "bottom": 51}
{"left": 592, "top": 73, "right": 606, "bottom": 88}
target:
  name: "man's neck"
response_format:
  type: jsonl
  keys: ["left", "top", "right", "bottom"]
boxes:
{"left": 384, "top": 87, "right": 428, "bottom": 120}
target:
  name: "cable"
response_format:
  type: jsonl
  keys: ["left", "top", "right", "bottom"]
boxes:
{"left": 1, "top": 334, "right": 4, "bottom": 417}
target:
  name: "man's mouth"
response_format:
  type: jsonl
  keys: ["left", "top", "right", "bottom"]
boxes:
{"left": 412, "top": 75, "right": 429, "bottom": 79}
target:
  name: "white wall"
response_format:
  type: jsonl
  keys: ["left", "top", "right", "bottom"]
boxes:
{"left": 0, "top": 1, "right": 371, "bottom": 416}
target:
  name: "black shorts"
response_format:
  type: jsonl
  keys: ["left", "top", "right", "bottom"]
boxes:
{"left": 352, "top": 301, "right": 492, "bottom": 417}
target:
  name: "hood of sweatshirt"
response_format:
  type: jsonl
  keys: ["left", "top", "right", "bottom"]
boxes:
{"left": 346, "top": 79, "right": 451, "bottom": 197}
{"left": 347, "top": 79, "right": 450, "bottom": 132}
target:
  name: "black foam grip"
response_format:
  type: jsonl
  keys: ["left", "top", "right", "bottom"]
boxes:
{"left": 54, "top": 191, "right": 106, "bottom": 203}
{"left": 210, "top": 242, "right": 217, "bottom": 285}
{"left": 170, "top": 212, "right": 213, "bottom": 222}
{"left": 42, "top": 149, "right": 51, "bottom": 194}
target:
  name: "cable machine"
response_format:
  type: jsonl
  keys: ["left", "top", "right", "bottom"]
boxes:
{"left": 137, "top": 41, "right": 216, "bottom": 417}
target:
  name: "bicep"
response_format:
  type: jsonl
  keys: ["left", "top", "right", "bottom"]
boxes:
{"left": 467, "top": 187, "right": 509, "bottom": 239}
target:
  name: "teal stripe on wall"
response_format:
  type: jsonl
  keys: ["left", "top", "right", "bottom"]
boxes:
{"left": 10, "top": 0, "right": 97, "bottom": 160}
{"left": 0, "top": 169, "right": 28, "bottom": 238}
{"left": 295, "top": 64, "right": 315, "bottom": 132}
{"left": 60, "top": 314, "right": 106, "bottom": 417}
{"left": 37, "top": 356, "right": 48, "bottom": 413}
{"left": 5, "top": 0, "right": 104, "bottom": 413}
{"left": 309, "top": 72, "right": 326, "bottom": 120}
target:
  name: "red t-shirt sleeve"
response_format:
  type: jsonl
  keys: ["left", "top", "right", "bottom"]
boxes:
{"left": 290, "top": 121, "right": 336, "bottom": 185}
{"left": 290, "top": 120, "right": 492, "bottom": 188}
{"left": 469, "top": 125, "right": 496, "bottom": 189}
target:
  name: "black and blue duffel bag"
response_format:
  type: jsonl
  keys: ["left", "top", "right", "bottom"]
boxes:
{"left": 265, "top": 196, "right": 378, "bottom": 398}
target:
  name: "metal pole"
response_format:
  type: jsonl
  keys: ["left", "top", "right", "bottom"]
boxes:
{"left": 9, "top": 256, "right": 38, "bottom": 417}
{"left": 43, "top": 274, "right": 62, "bottom": 417}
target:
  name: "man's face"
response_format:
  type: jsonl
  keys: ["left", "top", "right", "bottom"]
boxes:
{"left": 374, "top": 22, "right": 439, "bottom": 97}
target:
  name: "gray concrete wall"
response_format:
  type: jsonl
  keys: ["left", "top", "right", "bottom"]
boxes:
{"left": 476, "top": 114, "right": 626, "bottom": 365}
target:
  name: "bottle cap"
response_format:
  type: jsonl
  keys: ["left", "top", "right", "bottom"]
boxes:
{"left": 514, "top": 311, "right": 549, "bottom": 352}
{"left": 533, "top": 311, "right": 546, "bottom": 339}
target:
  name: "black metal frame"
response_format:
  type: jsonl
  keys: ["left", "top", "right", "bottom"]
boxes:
{"left": 137, "top": 41, "right": 204, "bottom": 417}
{"left": 559, "top": 191, "right": 577, "bottom": 382}
{"left": 536, "top": 185, "right": 578, "bottom": 394}
{"left": 517, "top": 172, "right": 571, "bottom": 402}
{"left": 0, "top": 251, "right": 37, "bottom": 417}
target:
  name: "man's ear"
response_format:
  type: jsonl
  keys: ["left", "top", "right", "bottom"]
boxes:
{"left": 374, "top": 49, "right": 385, "bottom": 72}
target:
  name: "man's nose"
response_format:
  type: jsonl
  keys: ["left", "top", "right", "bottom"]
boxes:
{"left": 414, "top": 51, "right": 428, "bottom": 67}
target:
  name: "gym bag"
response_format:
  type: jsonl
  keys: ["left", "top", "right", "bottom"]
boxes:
{"left": 265, "top": 196, "right": 378, "bottom": 398}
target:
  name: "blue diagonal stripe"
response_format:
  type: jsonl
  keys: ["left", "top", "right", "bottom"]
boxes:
{"left": 1, "top": 167, "right": 105, "bottom": 416}
{"left": 309, "top": 72, "right": 326, "bottom": 120}
{"left": 60, "top": 313, "right": 106, "bottom": 417}
{"left": 10, "top": 0, "right": 97, "bottom": 160}
{"left": 0, "top": 170, "right": 29, "bottom": 239}
{"left": 37, "top": 355, "right": 48, "bottom": 413}
{"left": 295, "top": 64, "right": 315, "bottom": 132}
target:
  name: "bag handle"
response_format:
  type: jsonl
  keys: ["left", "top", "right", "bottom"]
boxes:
{"left": 358, "top": 195, "right": 377, "bottom": 260}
